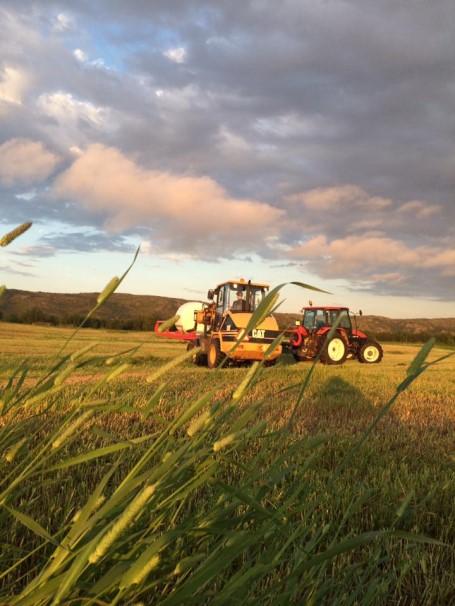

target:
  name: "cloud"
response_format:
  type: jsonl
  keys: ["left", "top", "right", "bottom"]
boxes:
{"left": 73, "top": 48, "right": 88, "bottom": 63}
{"left": 282, "top": 185, "right": 451, "bottom": 246}
{"left": 285, "top": 185, "right": 392, "bottom": 211}
{"left": 0, "top": 138, "right": 61, "bottom": 186}
{"left": 0, "top": 64, "right": 29, "bottom": 107}
{"left": 0, "top": 2, "right": 454, "bottom": 302}
{"left": 288, "top": 233, "right": 455, "bottom": 297}
{"left": 290, "top": 235, "right": 420, "bottom": 274}
{"left": 398, "top": 200, "right": 442, "bottom": 218}
{"left": 37, "top": 92, "right": 108, "bottom": 128}
{"left": 52, "top": 13, "right": 74, "bottom": 33}
{"left": 12, "top": 244, "right": 56, "bottom": 258}
{"left": 0, "top": 263, "right": 36, "bottom": 277}
{"left": 163, "top": 47, "right": 187, "bottom": 64}
{"left": 53, "top": 144, "right": 283, "bottom": 257}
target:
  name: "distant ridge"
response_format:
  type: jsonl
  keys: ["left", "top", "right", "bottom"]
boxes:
{"left": 1, "top": 289, "right": 454, "bottom": 342}
{"left": 0, "top": 289, "right": 187, "bottom": 331}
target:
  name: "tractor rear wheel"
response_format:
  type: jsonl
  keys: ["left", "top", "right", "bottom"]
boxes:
{"left": 359, "top": 341, "right": 383, "bottom": 364}
{"left": 321, "top": 336, "right": 347, "bottom": 365}
{"left": 207, "top": 340, "right": 225, "bottom": 369}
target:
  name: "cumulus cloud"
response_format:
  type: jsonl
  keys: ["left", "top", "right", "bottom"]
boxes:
{"left": 285, "top": 185, "right": 392, "bottom": 212}
{"left": 37, "top": 92, "right": 108, "bottom": 128}
{"left": 282, "top": 185, "right": 450, "bottom": 247}
{"left": 290, "top": 235, "right": 420, "bottom": 274}
{"left": 288, "top": 233, "right": 455, "bottom": 296}
{"left": 0, "top": 138, "right": 61, "bottom": 186}
{"left": 52, "top": 144, "right": 283, "bottom": 257}
{"left": 0, "top": 64, "right": 28, "bottom": 107}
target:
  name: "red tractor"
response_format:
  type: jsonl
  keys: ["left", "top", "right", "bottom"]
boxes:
{"left": 289, "top": 306, "right": 383, "bottom": 365}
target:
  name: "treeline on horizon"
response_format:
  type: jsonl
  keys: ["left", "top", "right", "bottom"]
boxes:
{"left": 0, "top": 307, "right": 157, "bottom": 331}
{"left": 1, "top": 306, "right": 455, "bottom": 345}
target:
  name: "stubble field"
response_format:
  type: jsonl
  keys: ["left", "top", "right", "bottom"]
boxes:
{"left": 0, "top": 321, "right": 454, "bottom": 605}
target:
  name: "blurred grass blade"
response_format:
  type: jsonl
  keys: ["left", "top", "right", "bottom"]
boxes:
{"left": 407, "top": 337, "right": 435, "bottom": 376}
{"left": 3, "top": 505, "right": 59, "bottom": 546}
{"left": 0, "top": 222, "right": 32, "bottom": 247}
{"left": 158, "top": 314, "right": 180, "bottom": 333}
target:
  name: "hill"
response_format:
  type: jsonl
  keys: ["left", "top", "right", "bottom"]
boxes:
{"left": 0, "top": 289, "right": 454, "bottom": 343}
{"left": 0, "top": 289, "right": 186, "bottom": 331}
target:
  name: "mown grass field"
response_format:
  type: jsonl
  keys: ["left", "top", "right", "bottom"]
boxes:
{"left": 1, "top": 321, "right": 454, "bottom": 605}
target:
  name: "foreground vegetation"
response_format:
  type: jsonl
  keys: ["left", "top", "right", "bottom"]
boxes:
{"left": 0, "top": 321, "right": 454, "bottom": 604}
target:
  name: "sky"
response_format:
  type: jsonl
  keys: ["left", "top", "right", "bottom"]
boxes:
{"left": 0, "top": 0, "right": 454, "bottom": 318}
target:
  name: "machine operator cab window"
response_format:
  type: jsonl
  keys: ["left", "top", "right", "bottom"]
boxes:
{"left": 229, "top": 284, "right": 266, "bottom": 313}
{"left": 303, "top": 308, "right": 351, "bottom": 331}
{"left": 303, "top": 309, "right": 325, "bottom": 330}
{"left": 331, "top": 309, "right": 351, "bottom": 330}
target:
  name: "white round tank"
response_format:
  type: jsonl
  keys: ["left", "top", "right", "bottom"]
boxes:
{"left": 175, "top": 302, "right": 204, "bottom": 333}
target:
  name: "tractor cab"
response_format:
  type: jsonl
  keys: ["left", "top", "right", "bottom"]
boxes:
{"left": 208, "top": 279, "right": 269, "bottom": 326}
{"left": 290, "top": 305, "right": 383, "bottom": 365}
{"left": 302, "top": 307, "right": 352, "bottom": 333}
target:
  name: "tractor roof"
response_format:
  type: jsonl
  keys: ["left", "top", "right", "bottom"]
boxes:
{"left": 303, "top": 306, "right": 349, "bottom": 311}
{"left": 215, "top": 278, "right": 269, "bottom": 290}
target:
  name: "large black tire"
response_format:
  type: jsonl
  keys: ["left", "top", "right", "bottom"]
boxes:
{"left": 207, "top": 340, "right": 225, "bottom": 369}
{"left": 187, "top": 342, "right": 207, "bottom": 366}
{"left": 320, "top": 336, "right": 347, "bottom": 365}
{"left": 358, "top": 340, "right": 383, "bottom": 364}
{"left": 194, "top": 352, "right": 208, "bottom": 366}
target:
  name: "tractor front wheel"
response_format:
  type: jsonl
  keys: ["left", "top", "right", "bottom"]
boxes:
{"left": 359, "top": 341, "right": 383, "bottom": 364}
{"left": 207, "top": 340, "right": 225, "bottom": 369}
{"left": 321, "top": 336, "right": 347, "bottom": 365}
{"left": 187, "top": 342, "right": 208, "bottom": 366}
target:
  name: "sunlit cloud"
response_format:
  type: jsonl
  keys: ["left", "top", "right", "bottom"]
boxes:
{"left": 0, "top": 138, "right": 61, "bottom": 186}
{"left": 53, "top": 144, "right": 284, "bottom": 257}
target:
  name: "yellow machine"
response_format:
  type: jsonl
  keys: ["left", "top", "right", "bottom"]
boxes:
{"left": 193, "top": 279, "right": 282, "bottom": 368}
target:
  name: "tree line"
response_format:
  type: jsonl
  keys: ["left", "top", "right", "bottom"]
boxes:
{"left": 0, "top": 307, "right": 159, "bottom": 331}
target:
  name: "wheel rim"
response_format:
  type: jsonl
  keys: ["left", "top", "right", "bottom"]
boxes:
{"left": 363, "top": 345, "right": 380, "bottom": 362}
{"left": 328, "top": 338, "right": 345, "bottom": 362}
{"left": 208, "top": 345, "right": 216, "bottom": 366}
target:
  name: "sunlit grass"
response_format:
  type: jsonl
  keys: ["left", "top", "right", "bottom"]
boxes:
{"left": 0, "top": 320, "right": 453, "bottom": 604}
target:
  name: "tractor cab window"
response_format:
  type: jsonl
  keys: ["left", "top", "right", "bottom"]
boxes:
{"left": 303, "top": 310, "right": 315, "bottom": 329}
{"left": 303, "top": 309, "right": 326, "bottom": 330}
{"left": 229, "top": 284, "right": 266, "bottom": 313}
{"left": 326, "top": 309, "right": 351, "bottom": 329}
{"left": 216, "top": 285, "right": 228, "bottom": 317}
{"left": 337, "top": 309, "right": 351, "bottom": 330}
{"left": 251, "top": 288, "right": 266, "bottom": 311}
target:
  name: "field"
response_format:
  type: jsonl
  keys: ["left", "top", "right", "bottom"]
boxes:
{"left": 1, "top": 321, "right": 454, "bottom": 605}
